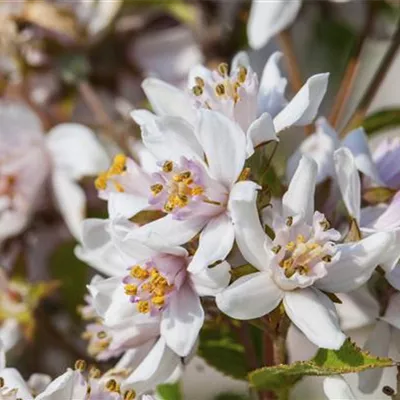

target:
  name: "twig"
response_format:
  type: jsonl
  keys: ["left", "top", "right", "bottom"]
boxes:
{"left": 341, "top": 20, "right": 400, "bottom": 136}
{"left": 278, "top": 30, "right": 303, "bottom": 92}
{"left": 329, "top": 3, "right": 375, "bottom": 128}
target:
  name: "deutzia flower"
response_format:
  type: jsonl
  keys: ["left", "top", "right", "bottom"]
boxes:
{"left": 136, "top": 51, "right": 328, "bottom": 156}
{"left": 0, "top": 101, "right": 109, "bottom": 244}
{"left": 216, "top": 156, "right": 396, "bottom": 349}
{"left": 323, "top": 376, "right": 356, "bottom": 400}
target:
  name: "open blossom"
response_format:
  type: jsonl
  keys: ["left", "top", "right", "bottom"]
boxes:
{"left": 323, "top": 376, "right": 356, "bottom": 400}
{"left": 216, "top": 156, "right": 395, "bottom": 349}
{"left": 137, "top": 51, "right": 328, "bottom": 156}
{"left": 0, "top": 101, "right": 109, "bottom": 244}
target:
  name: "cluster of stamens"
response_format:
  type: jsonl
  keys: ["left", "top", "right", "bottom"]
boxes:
{"left": 150, "top": 160, "right": 205, "bottom": 214}
{"left": 274, "top": 217, "right": 333, "bottom": 279}
{"left": 191, "top": 62, "right": 248, "bottom": 106}
{"left": 123, "top": 263, "right": 174, "bottom": 314}
{"left": 95, "top": 153, "right": 127, "bottom": 192}
{"left": 82, "top": 328, "right": 112, "bottom": 357}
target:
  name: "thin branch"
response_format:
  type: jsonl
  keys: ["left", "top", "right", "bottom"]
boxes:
{"left": 278, "top": 30, "right": 303, "bottom": 93}
{"left": 341, "top": 20, "right": 400, "bottom": 136}
{"left": 329, "top": 3, "right": 375, "bottom": 128}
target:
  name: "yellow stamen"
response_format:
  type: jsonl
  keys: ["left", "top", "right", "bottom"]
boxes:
{"left": 286, "top": 216, "right": 293, "bottom": 226}
{"left": 114, "top": 182, "right": 124, "bottom": 193}
{"left": 217, "top": 62, "right": 229, "bottom": 77}
{"left": 237, "top": 66, "right": 248, "bottom": 83}
{"left": 195, "top": 76, "right": 205, "bottom": 87}
{"left": 285, "top": 242, "right": 296, "bottom": 252}
{"left": 151, "top": 296, "right": 165, "bottom": 306}
{"left": 109, "top": 153, "right": 127, "bottom": 175}
{"left": 137, "top": 300, "right": 150, "bottom": 314}
{"left": 192, "top": 85, "right": 203, "bottom": 96}
{"left": 162, "top": 160, "right": 173, "bottom": 173}
{"left": 322, "top": 255, "right": 332, "bottom": 263}
{"left": 151, "top": 183, "right": 163, "bottom": 195}
{"left": 272, "top": 245, "right": 282, "bottom": 254}
{"left": 296, "top": 234, "right": 306, "bottom": 243}
{"left": 215, "top": 83, "right": 226, "bottom": 96}
{"left": 124, "top": 284, "right": 137, "bottom": 296}
{"left": 94, "top": 172, "right": 108, "bottom": 190}
{"left": 130, "top": 266, "right": 149, "bottom": 280}
{"left": 124, "top": 390, "right": 136, "bottom": 400}
{"left": 97, "top": 331, "right": 107, "bottom": 339}
{"left": 105, "top": 379, "right": 119, "bottom": 392}
{"left": 74, "top": 359, "right": 87, "bottom": 371}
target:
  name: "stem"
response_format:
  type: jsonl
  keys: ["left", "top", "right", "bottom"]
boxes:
{"left": 278, "top": 30, "right": 303, "bottom": 92}
{"left": 342, "top": 20, "right": 400, "bottom": 136}
{"left": 329, "top": 3, "right": 375, "bottom": 128}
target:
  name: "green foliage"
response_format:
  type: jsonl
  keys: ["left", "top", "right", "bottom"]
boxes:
{"left": 363, "top": 108, "right": 400, "bottom": 136}
{"left": 157, "top": 382, "right": 182, "bottom": 400}
{"left": 50, "top": 240, "right": 89, "bottom": 319}
{"left": 249, "top": 339, "right": 394, "bottom": 391}
{"left": 198, "top": 323, "right": 248, "bottom": 381}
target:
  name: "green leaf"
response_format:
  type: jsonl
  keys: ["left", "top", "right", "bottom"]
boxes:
{"left": 249, "top": 339, "right": 394, "bottom": 391}
{"left": 50, "top": 240, "right": 89, "bottom": 319}
{"left": 363, "top": 186, "right": 396, "bottom": 205}
{"left": 198, "top": 324, "right": 248, "bottom": 381}
{"left": 156, "top": 382, "right": 182, "bottom": 400}
{"left": 363, "top": 108, "right": 400, "bottom": 135}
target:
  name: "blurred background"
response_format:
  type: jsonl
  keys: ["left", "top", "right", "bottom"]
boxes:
{"left": 0, "top": 1, "right": 399, "bottom": 399}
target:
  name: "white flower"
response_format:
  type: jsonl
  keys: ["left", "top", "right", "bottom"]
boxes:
{"left": 323, "top": 376, "right": 356, "bottom": 400}
{"left": 137, "top": 52, "right": 328, "bottom": 157}
{"left": 216, "top": 156, "right": 396, "bottom": 349}
{"left": 0, "top": 101, "right": 109, "bottom": 244}
{"left": 247, "top": 0, "right": 302, "bottom": 50}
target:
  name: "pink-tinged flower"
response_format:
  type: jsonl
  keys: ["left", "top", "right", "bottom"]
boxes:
{"left": 216, "top": 156, "right": 396, "bottom": 349}
{"left": 137, "top": 51, "right": 328, "bottom": 156}
{"left": 372, "top": 137, "right": 400, "bottom": 190}
{"left": 93, "top": 110, "right": 245, "bottom": 273}
{"left": 0, "top": 101, "right": 109, "bottom": 245}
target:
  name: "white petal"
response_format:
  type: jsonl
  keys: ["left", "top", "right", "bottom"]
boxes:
{"left": 283, "top": 288, "right": 346, "bottom": 350}
{"left": 358, "top": 320, "right": 391, "bottom": 393}
{"left": 139, "top": 115, "right": 204, "bottom": 164}
{"left": 107, "top": 192, "right": 149, "bottom": 220}
{"left": 46, "top": 123, "right": 109, "bottom": 180}
{"left": 52, "top": 173, "right": 86, "bottom": 241}
{"left": 228, "top": 181, "right": 272, "bottom": 271}
{"left": 0, "top": 319, "right": 22, "bottom": 352}
{"left": 231, "top": 51, "right": 250, "bottom": 70}
{"left": 187, "top": 64, "right": 213, "bottom": 88}
{"left": 323, "top": 376, "right": 356, "bottom": 400}
{"left": 216, "top": 272, "right": 283, "bottom": 320}
{"left": 382, "top": 292, "right": 400, "bottom": 330}
{"left": 27, "top": 374, "right": 52, "bottom": 396}
{"left": 188, "top": 213, "right": 234, "bottom": 273}
{"left": 386, "top": 265, "right": 400, "bottom": 291}
{"left": 334, "top": 148, "right": 361, "bottom": 222}
{"left": 196, "top": 109, "right": 246, "bottom": 188}
{"left": 316, "top": 231, "right": 396, "bottom": 293}
{"left": 35, "top": 369, "right": 81, "bottom": 400}
{"left": 335, "top": 286, "right": 380, "bottom": 331}
{"left": 0, "top": 368, "right": 34, "bottom": 400}
{"left": 273, "top": 73, "right": 329, "bottom": 133}
{"left": 127, "top": 214, "right": 207, "bottom": 249}
{"left": 282, "top": 156, "right": 317, "bottom": 223}
{"left": 342, "top": 127, "right": 383, "bottom": 184}
{"left": 81, "top": 218, "right": 110, "bottom": 251}
{"left": 115, "top": 339, "right": 157, "bottom": 369}
{"left": 191, "top": 261, "right": 231, "bottom": 296}
{"left": 246, "top": 112, "right": 278, "bottom": 157}
{"left": 247, "top": 0, "right": 302, "bottom": 49}
{"left": 122, "top": 337, "right": 181, "bottom": 395}
{"left": 141, "top": 78, "right": 196, "bottom": 125}
{"left": 161, "top": 283, "right": 204, "bottom": 357}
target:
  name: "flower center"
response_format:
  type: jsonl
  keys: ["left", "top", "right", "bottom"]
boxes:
{"left": 191, "top": 62, "right": 248, "bottom": 107}
{"left": 95, "top": 153, "right": 126, "bottom": 192}
{"left": 123, "top": 263, "right": 175, "bottom": 315}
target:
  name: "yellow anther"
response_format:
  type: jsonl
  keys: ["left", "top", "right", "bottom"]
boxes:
{"left": 306, "top": 243, "right": 319, "bottom": 250}
{"left": 180, "top": 171, "right": 191, "bottom": 180}
{"left": 124, "top": 390, "right": 137, "bottom": 400}
{"left": 162, "top": 160, "right": 173, "bottom": 173}
{"left": 191, "top": 186, "right": 204, "bottom": 196}
{"left": 237, "top": 66, "right": 248, "bottom": 83}
{"left": 282, "top": 258, "right": 293, "bottom": 269}
{"left": 97, "top": 331, "right": 107, "bottom": 339}
{"left": 176, "top": 194, "right": 189, "bottom": 207}
{"left": 95, "top": 172, "right": 108, "bottom": 190}
{"left": 319, "top": 219, "right": 330, "bottom": 231}
{"left": 74, "top": 359, "right": 87, "bottom": 371}
{"left": 285, "top": 242, "right": 296, "bottom": 252}
{"left": 286, "top": 216, "right": 293, "bottom": 226}
{"left": 89, "top": 367, "right": 102, "bottom": 379}
{"left": 195, "top": 76, "right": 205, "bottom": 87}
{"left": 297, "top": 265, "right": 310, "bottom": 275}
{"left": 322, "top": 255, "right": 332, "bottom": 263}
{"left": 164, "top": 201, "right": 174, "bottom": 213}
{"left": 137, "top": 300, "right": 150, "bottom": 314}
{"left": 81, "top": 331, "right": 92, "bottom": 340}
{"left": 192, "top": 85, "right": 203, "bottom": 96}
{"left": 272, "top": 245, "right": 282, "bottom": 254}
{"left": 130, "top": 266, "right": 149, "bottom": 280}
{"left": 217, "top": 62, "right": 229, "bottom": 77}
{"left": 124, "top": 284, "right": 138, "bottom": 296}
{"left": 151, "top": 183, "right": 163, "bottom": 195}
{"left": 151, "top": 295, "right": 165, "bottom": 306}
{"left": 114, "top": 182, "right": 124, "bottom": 193}
{"left": 109, "top": 153, "right": 127, "bottom": 175}
{"left": 296, "top": 234, "right": 306, "bottom": 243}
{"left": 215, "top": 83, "right": 226, "bottom": 96}
{"left": 105, "top": 379, "right": 119, "bottom": 392}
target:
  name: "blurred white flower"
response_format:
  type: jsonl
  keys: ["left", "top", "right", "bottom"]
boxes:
{"left": 0, "top": 101, "right": 109, "bottom": 244}
{"left": 323, "top": 375, "right": 357, "bottom": 400}
{"left": 216, "top": 156, "right": 396, "bottom": 349}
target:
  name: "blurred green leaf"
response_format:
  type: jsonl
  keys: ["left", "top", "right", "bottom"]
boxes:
{"left": 363, "top": 108, "right": 400, "bottom": 135}
{"left": 198, "top": 324, "right": 248, "bottom": 381}
{"left": 50, "top": 240, "right": 88, "bottom": 318}
{"left": 249, "top": 339, "right": 394, "bottom": 391}
{"left": 157, "top": 382, "right": 182, "bottom": 400}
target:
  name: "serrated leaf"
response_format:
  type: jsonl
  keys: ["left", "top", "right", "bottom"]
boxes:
{"left": 198, "top": 324, "right": 248, "bottom": 380}
{"left": 363, "top": 108, "right": 400, "bottom": 136}
{"left": 249, "top": 339, "right": 394, "bottom": 391}
{"left": 363, "top": 187, "right": 396, "bottom": 205}
{"left": 156, "top": 382, "right": 182, "bottom": 400}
